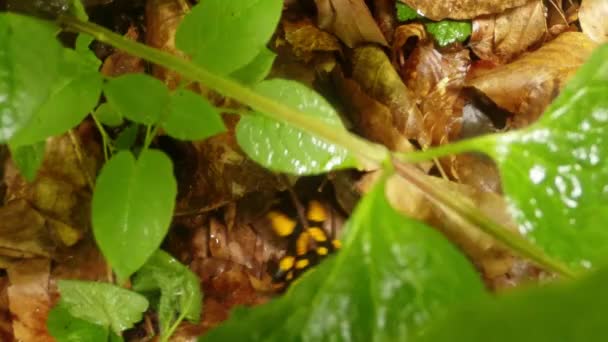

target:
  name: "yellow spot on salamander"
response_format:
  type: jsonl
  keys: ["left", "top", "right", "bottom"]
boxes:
{"left": 279, "top": 256, "right": 295, "bottom": 271}
{"left": 268, "top": 211, "right": 297, "bottom": 237}
{"left": 307, "top": 227, "right": 328, "bottom": 242}
{"left": 306, "top": 200, "right": 327, "bottom": 222}
{"left": 316, "top": 246, "right": 329, "bottom": 256}
{"left": 332, "top": 239, "right": 342, "bottom": 249}
{"left": 286, "top": 271, "right": 294, "bottom": 281}
{"left": 296, "top": 231, "right": 310, "bottom": 256}
{"left": 295, "top": 258, "right": 310, "bottom": 269}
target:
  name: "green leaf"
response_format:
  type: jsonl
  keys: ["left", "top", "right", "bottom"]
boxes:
{"left": 175, "top": 0, "right": 283, "bottom": 75}
{"left": 75, "top": 33, "right": 101, "bottom": 68}
{"left": 425, "top": 20, "right": 472, "bottom": 47}
{"left": 95, "top": 103, "right": 124, "bottom": 127}
{"left": 69, "top": 0, "right": 89, "bottom": 21}
{"left": 236, "top": 79, "right": 357, "bottom": 175}
{"left": 10, "top": 48, "right": 103, "bottom": 146}
{"left": 104, "top": 74, "right": 170, "bottom": 125}
{"left": 92, "top": 150, "right": 177, "bottom": 281}
{"left": 9, "top": 141, "right": 46, "bottom": 182}
{"left": 474, "top": 44, "right": 608, "bottom": 268}
{"left": 230, "top": 48, "right": 276, "bottom": 85}
{"left": 0, "top": 13, "right": 62, "bottom": 143}
{"left": 133, "top": 250, "right": 202, "bottom": 339}
{"left": 202, "top": 177, "right": 485, "bottom": 341}
{"left": 396, "top": 2, "right": 422, "bottom": 21}
{"left": 163, "top": 89, "right": 225, "bottom": 141}
{"left": 114, "top": 124, "right": 139, "bottom": 151}
{"left": 422, "top": 264, "right": 608, "bottom": 342}
{"left": 47, "top": 302, "right": 110, "bottom": 342}
{"left": 58, "top": 280, "right": 149, "bottom": 336}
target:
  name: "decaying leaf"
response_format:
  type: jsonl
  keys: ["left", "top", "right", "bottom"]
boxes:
{"left": 349, "top": 45, "right": 429, "bottom": 147}
{"left": 466, "top": 32, "right": 597, "bottom": 127}
{"left": 7, "top": 259, "right": 53, "bottom": 341}
{"left": 398, "top": 0, "right": 533, "bottom": 20}
{"left": 315, "top": 0, "right": 388, "bottom": 48}
{"left": 470, "top": 0, "right": 546, "bottom": 63}
{"left": 402, "top": 41, "right": 470, "bottom": 145}
{"left": 373, "top": 0, "right": 397, "bottom": 43}
{"left": 579, "top": 0, "right": 608, "bottom": 43}
{"left": 282, "top": 18, "right": 341, "bottom": 62}
{"left": 0, "top": 200, "right": 55, "bottom": 259}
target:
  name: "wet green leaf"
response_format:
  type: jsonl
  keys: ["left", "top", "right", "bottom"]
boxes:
{"left": 423, "top": 264, "right": 608, "bottom": 341}
{"left": 396, "top": 2, "right": 422, "bottom": 21}
{"left": 475, "top": 44, "right": 608, "bottom": 268}
{"left": 95, "top": 103, "right": 124, "bottom": 127}
{"left": 133, "top": 250, "right": 202, "bottom": 339}
{"left": 9, "top": 141, "right": 46, "bottom": 182}
{"left": 236, "top": 79, "right": 357, "bottom": 175}
{"left": 47, "top": 302, "right": 110, "bottom": 342}
{"left": 0, "top": 13, "right": 62, "bottom": 143}
{"left": 58, "top": 280, "right": 148, "bottom": 336}
{"left": 231, "top": 48, "right": 276, "bottom": 85}
{"left": 104, "top": 74, "right": 170, "bottom": 125}
{"left": 175, "top": 0, "right": 282, "bottom": 75}
{"left": 92, "top": 150, "right": 177, "bottom": 281}
{"left": 114, "top": 124, "right": 139, "bottom": 151}
{"left": 201, "top": 178, "right": 485, "bottom": 341}
{"left": 163, "top": 89, "right": 225, "bottom": 141}
{"left": 10, "top": 48, "right": 102, "bottom": 146}
{"left": 425, "top": 20, "right": 471, "bottom": 47}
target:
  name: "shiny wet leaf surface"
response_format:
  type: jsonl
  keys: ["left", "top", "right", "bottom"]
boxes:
{"left": 479, "top": 44, "right": 608, "bottom": 268}
{"left": 236, "top": 79, "right": 357, "bottom": 175}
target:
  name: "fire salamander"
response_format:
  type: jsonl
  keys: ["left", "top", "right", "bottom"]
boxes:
{"left": 267, "top": 200, "right": 341, "bottom": 289}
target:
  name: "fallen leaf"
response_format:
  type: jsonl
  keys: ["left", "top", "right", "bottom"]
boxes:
{"left": 100, "top": 26, "right": 145, "bottom": 77}
{"left": 373, "top": 0, "right": 397, "bottom": 43}
{"left": 398, "top": 0, "right": 533, "bottom": 20}
{"left": 470, "top": 0, "right": 547, "bottom": 63}
{"left": 466, "top": 32, "right": 597, "bottom": 128}
{"left": 402, "top": 41, "right": 470, "bottom": 145}
{"left": 315, "top": 0, "right": 388, "bottom": 48}
{"left": 0, "top": 200, "right": 55, "bottom": 259}
{"left": 350, "top": 45, "right": 429, "bottom": 147}
{"left": 283, "top": 18, "right": 341, "bottom": 62}
{"left": 7, "top": 259, "right": 53, "bottom": 342}
{"left": 0, "top": 277, "right": 13, "bottom": 340}
{"left": 579, "top": 0, "right": 608, "bottom": 43}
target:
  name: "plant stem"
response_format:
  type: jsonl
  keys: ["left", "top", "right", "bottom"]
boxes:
{"left": 58, "top": 15, "right": 389, "bottom": 167}
{"left": 392, "top": 159, "right": 579, "bottom": 279}
{"left": 58, "top": 16, "right": 578, "bottom": 278}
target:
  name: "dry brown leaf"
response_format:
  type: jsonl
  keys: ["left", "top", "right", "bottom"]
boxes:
{"left": 7, "top": 259, "right": 52, "bottom": 342}
{"left": 579, "top": 0, "right": 608, "bottom": 43}
{"left": 373, "top": 0, "right": 398, "bottom": 43}
{"left": 0, "top": 200, "right": 55, "bottom": 259}
{"left": 391, "top": 23, "right": 427, "bottom": 66}
{"left": 0, "top": 277, "right": 13, "bottom": 340}
{"left": 146, "top": 0, "right": 191, "bottom": 89}
{"left": 470, "top": 0, "right": 547, "bottom": 63}
{"left": 283, "top": 18, "right": 341, "bottom": 62}
{"left": 350, "top": 45, "right": 429, "bottom": 147}
{"left": 466, "top": 32, "right": 597, "bottom": 127}
{"left": 399, "top": 0, "right": 534, "bottom": 20}
{"left": 315, "top": 0, "right": 388, "bottom": 48}
{"left": 402, "top": 41, "right": 470, "bottom": 145}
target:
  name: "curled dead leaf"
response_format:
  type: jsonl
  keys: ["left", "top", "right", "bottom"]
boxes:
{"left": 398, "top": 0, "right": 533, "bottom": 20}
{"left": 315, "top": 0, "right": 388, "bottom": 48}
{"left": 350, "top": 45, "right": 429, "bottom": 147}
{"left": 466, "top": 32, "right": 597, "bottom": 127}
{"left": 470, "top": 0, "right": 547, "bottom": 63}
{"left": 392, "top": 23, "right": 427, "bottom": 66}
{"left": 579, "top": 0, "right": 608, "bottom": 43}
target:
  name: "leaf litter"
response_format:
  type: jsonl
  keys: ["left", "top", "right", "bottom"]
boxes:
{"left": 0, "top": 0, "right": 603, "bottom": 340}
